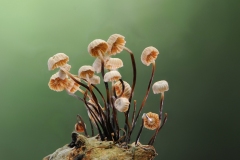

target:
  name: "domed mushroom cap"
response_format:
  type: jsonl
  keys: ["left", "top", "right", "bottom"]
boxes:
{"left": 114, "top": 97, "right": 130, "bottom": 112}
{"left": 114, "top": 80, "right": 131, "bottom": 98}
{"left": 88, "top": 39, "right": 108, "bottom": 58}
{"left": 48, "top": 53, "right": 69, "bottom": 70}
{"left": 152, "top": 80, "right": 169, "bottom": 94}
{"left": 143, "top": 112, "right": 160, "bottom": 130}
{"left": 75, "top": 122, "right": 86, "bottom": 133}
{"left": 141, "top": 46, "right": 159, "bottom": 66}
{"left": 78, "top": 65, "right": 95, "bottom": 79}
{"left": 107, "top": 34, "right": 126, "bottom": 56}
{"left": 48, "top": 72, "right": 69, "bottom": 92}
{"left": 105, "top": 58, "right": 123, "bottom": 70}
{"left": 92, "top": 56, "right": 110, "bottom": 73}
{"left": 104, "top": 70, "right": 122, "bottom": 82}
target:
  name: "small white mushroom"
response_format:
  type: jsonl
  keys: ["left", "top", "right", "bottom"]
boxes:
{"left": 104, "top": 70, "right": 122, "bottom": 82}
{"left": 141, "top": 46, "right": 159, "bottom": 66}
{"left": 48, "top": 53, "right": 69, "bottom": 70}
{"left": 107, "top": 34, "right": 126, "bottom": 56}
{"left": 114, "top": 97, "right": 130, "bottom": 112}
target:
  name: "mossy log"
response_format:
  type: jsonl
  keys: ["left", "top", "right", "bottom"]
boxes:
{"left": 43, "top": 133, "right": 157, "bottom": 160}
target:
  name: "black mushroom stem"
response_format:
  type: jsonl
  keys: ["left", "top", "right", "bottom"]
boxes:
{"left": 123, "top": 46, "right": 137, "bottom": 143}
{"left": 130, "top": 62, "right": 156, "bottom": 141}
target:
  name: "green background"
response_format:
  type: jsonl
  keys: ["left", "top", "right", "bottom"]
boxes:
{"left": 0, "top": 0, "right": 239, "bottom": 159}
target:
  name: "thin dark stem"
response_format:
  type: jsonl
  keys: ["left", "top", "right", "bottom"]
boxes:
{"left": 91, "top": 84, "right": 107, "bottom": 109}
{"left": 123, "top": 47, "right": 137, "bottom": 142}
{"left": 77, "top": 115, "right": 88, "bottom": 137}
{"left": 135, "top": 118, "right": 144, "bottom": 145}
{"left": 130, "top": 62, "right": 156, "bottom": 138}
{"left": 100, "top": 60, "right": 111, "bottom": 126}
{"left": 148, "top": 113, "right": 168, "bottom": 145}
{"left": 89, "top": 117, "right": 94, "bottom": 137}
{"left": 111, "top": 96, "right": 119, "bottom": 140}
{"left": 159, "top": 93, "right": 164, "bottom": 120}
{"left": 83, "top": 92, "right": 106, "bottom": 140}
{"left": 131, "top": 100, "right": 137, "bottom": 125}
{"left": 119, "top": 79, "right": 125, "bottom": 97}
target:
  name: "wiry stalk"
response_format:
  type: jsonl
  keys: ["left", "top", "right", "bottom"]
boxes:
{"left": 100, "top": 60, "right": 111, "bottom": 127}
{"left": 135, "top": 117, "right": 144, "bottom": 145}
{"left": 111, "top": 96, "right": 120, "bottom": 140}
{"left": 89, "top": 117, "right": 94, "bottom": 137}
{"left": 83, "top": 91, "right": 106, "bottom": 140}
{"left": 130, "top": 62, "right": 156, "bottom": 138}
{"left": 131, "top": 100, "right": 137, "bottom": 125}
{"left": 123, "top": 47, "right": 137, "bottom": 142}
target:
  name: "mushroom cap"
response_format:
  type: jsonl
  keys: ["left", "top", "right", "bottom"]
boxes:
{"left": 114, "top": 97, "right": 130, "bottom": 112}
{"left": 88, "top": 39, "right": 108, "bottom": 58}
{"left": 143, "top": 112, "right": 160, "bottom": 130}
{"left": 48, "top": 53, "right": 69, "bottom": 70}
{"left": 74, "top": 122, "right": 85, "bottom": 133}
{"left": 89, "top": 75, "right": 100, "bottom": 84}
{"left": 107, "top": 34, "right": 126, "bottom": 56}
{"left": 104, "top": 70, "right": 122, "bottom": 82}
{"left": 48, "top": 72, "right": 68, "bottom": 92}
{"left": 92, "top": 56, "right": 110, "bottom": 73}
{"left": 105, "top": 58, "right": 123, "bottom": 70}
{"left": 141, "top": 46, "right": 159, "bottom": 66}
{"left": 114, "top": 80, "right": 131, "bottom": 98}
{"left": 78, "top": 65, "right": 95, "bottom": 79}
{"left": 152, "top": 80, "right": 169, "bottom": 94}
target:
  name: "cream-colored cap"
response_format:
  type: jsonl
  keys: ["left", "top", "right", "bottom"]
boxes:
{"left": 48, "top": 53, "right": 69, "bottom": 70}
{"left": 114, "top": 80, "right": 131, "bottom": 98}
{"left": 88, "top": 39, "right": 108, "bottom": 58}
{"left": 78, "top": 65, "right": 95, "bottom": 79}
{"left": 105, "top": 58, "right": 123, "bottom": 70}
{"left": 143, "top": 112, "right": 160, "bottom": 130}
{"left": 152, "top": 80, "right": 169, "bottom": 94}
{"left": 48, "top": 72, "right": 68, "bottom": 92}
{"left": 141, "top": 46, "right": 159, "bottom": 66}
{"left": 114, "top": 97, "right": 130, "bottom": 112}
{"left": 104, "top": 70, "right": 121, "bottom": 82}
{"left": 107, "top": 34, "right": 126, "bottom": 56}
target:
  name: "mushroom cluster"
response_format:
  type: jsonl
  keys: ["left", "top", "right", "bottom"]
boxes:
{"left": 47, "top": 34, "right": 169, "bottom": 149}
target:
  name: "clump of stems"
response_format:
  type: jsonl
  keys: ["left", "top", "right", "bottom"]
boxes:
{"left": 47, "top": 34, "right": 169, "bottom": 147}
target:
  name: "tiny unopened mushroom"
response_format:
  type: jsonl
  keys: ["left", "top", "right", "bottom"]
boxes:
{"left": 114, "top": 97, "right": 130, "bottom": 112}
{"left": 48, "top": 53, "right": 69, "bottom": 70}
{"left": 78, "top": 65, "right": 95, "bottom": 80}
{"left": 75, "top": 121, "right": 86, "bottom": 133}
{"left": 48, "top": 72, "right": 69, "bottom": 92}
{"left": 105, "top": 58, "right": 123, "bottom": 70}
{"left": 88, "top": 39, "right": 108, "bottom": 59}
{"left": 104, "top": 70, "right": 121, "bottom": 82}
{"left": 114, "top": 80, "right": 131, "bottom": 98}
{"left": 107, "top": 34, "right": 126, "bottom": 56}
{"left": 143, "top": 112, "right": 160, "bottom": 130}
{"left": 141, "top": 46, "right": 159, "bottom": 66}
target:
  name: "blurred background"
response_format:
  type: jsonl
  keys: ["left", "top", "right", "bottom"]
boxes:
{"left": 0, "top": 0, "right": 239, "bottom": 159}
